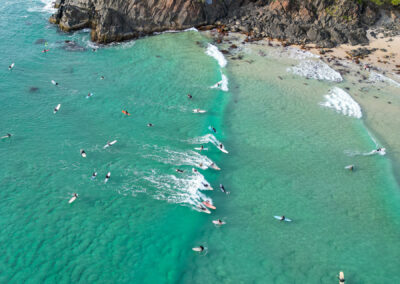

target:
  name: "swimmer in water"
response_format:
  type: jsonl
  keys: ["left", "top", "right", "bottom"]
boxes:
{"left": 187, "top": 94, "right": 192, "bottom": 99}
{"left": 176, "top": 169, "right": 184, "bottom": 173}
{"left": 1, "top": 133, "right": 12, "bottom": 139}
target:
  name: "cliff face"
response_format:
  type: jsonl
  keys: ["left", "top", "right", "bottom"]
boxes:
{"left": 50, "top": 0, "right": 397, "bottom": 47}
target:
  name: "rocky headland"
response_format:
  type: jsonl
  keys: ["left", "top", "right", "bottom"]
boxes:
{"left": 50, "top": 0, "right": 400, "bottom": 47}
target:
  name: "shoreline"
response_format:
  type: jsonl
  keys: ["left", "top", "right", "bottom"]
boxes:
{"left": 203, "top": 28, "right": 400, "bottom": 182}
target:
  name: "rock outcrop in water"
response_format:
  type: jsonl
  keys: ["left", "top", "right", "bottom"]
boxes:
{"left": 50, "top": 0, "right": 400, "bottom": 47}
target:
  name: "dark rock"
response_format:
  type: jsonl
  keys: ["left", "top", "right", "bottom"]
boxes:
{"left": 61, "top": 40, "right": 87, "bottom": 52}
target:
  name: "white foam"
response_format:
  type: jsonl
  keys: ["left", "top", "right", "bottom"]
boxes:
{"left": 287, "top": 60, "right": 343, "bottom": 82}
{"left": 188, "top": 134, "right": 227, "bottom": 152}
{"left": 210, "top": 72, "right": 229, "bottom": 92}
{"left": 28, "top": 0, "right": 56, "bottom": 13}
{"left": 206, "top": 43, "right": 227, "bottom": 68}
{"left": 369, "top": 72, "right": 400, "bottom": 88}
{"left": 153, "top": 27, "right": 198, "bottom": 35}
{"left": 320, "top": 87, "right": 362, "bottom": 118}
{"left": 142, "top": 169, "right": 212, "bottom": 211}
{"left": 268, "top": 46, "right": 319, "bottom": 60}
{"left": 144, "top": 147, "right": 218, "bottom": 170}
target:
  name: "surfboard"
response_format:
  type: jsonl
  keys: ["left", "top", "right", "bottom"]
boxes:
{"left": 69, "top": 195, "right": 78, "bottom": 203}
{"left": 274, "top": 216, "right": 292, "bottom": 222}
{"left": 9, "top": 63, "right": 14, "bottom": 70}
{"left": 202, "top": 201, "right": 216, "bottom": 210}
{"left": 80, "top": 150, "right": 87, "bottom": 158}
{"left": 192, "top": 247, "right": 204, "bottom": 252}
{"left": 212, "top": 220, "right": 226, "bottom": 225}
{"left": 194, "top": 147, "right": 208, "bottom": 151}
{"left": 345, "top": 165, "right": 354, "bottom": 170}
{"left": 51, "top": 80, "right": 57, "bottom": 85}
{"left": 54, "top": 104, "right": 61, "bottom": 114}
{"left": 210, "top": 163, "right": 221, "bottom": 171}
{"left": 193, "top": 109, "right": 206, "bottom": 113}
{"left": 42, "top": 49, "right": 50, "bottom": 53}
{"left": 104, "top": 172, "right": 111, "bottom": 183}
{"left": 339, "top": 271, "right": 345, "bottom": 283}
{"left": 208, "top": 126, "right": 216, "bottom": 133}
{"left": 86, "top": 93, "right": 94, "bottom": 99}
{"left": 103, "top": 140, "right": 117, "bottom": 149}
{"left": 122, "top": 110, "right": 130, "bottom": 116}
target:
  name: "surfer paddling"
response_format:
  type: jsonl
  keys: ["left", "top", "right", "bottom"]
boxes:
{"left": 104, "top": 172, "right": 111, "bottom": 183}
{"left": 192, "top": 245, "right": 204, "bottom": 252}
{"left": 147, "top": 123, "right": 153, "bottom": 127}
{"left": 220, "top": 184, "right": 227, "bottom": 194}
{"left": 51, "top": 80, "right": 58, "bottom": 86}
{"left": 80, "top": 149, "right": 87, "bottom": 158}
{"left": 1, "top": 133, "right": 12, "bottom": 139}
{"left": 345, "top": 165, "right": 354, "bottom": 171}
{"left": 69, "top": 193, "right": 78, "bottom": 203}
{"left": 122, "top": 110, "right": 130, "bottom": 116}
{"left": 280, "top": 216, "right": 286, "bottom": 221}
{"left": 91, "top": 172, "right": 97, "bottom": 179}
{"left": 187, "top": 94, "right": 192, "bottom": 99}
{"left": 176, "top": 169, "right": 184, "bottom": 173}
{"left": 213, "top": 219, "right": 225, "bottom": 225}
{"left": 8, "top": 63, "right": 14, "bottom": 70}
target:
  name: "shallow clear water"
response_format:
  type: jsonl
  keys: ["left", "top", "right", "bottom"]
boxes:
{"left": 1, "top": 1, "right": 400, "bottom": 283}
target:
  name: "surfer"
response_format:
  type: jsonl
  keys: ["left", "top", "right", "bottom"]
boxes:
{"left": 8, "top": 63, "right": 14, "bottom": 70}
{"left": 200, "top": 145, "right": 204, "bottom": 151}
{"left": 194, "top": 246, "right": 204, "bottom": 252}
{"left": 220, "top": 184, "right": 226, "bottom": 193}
{"left": 87, "top": 92, "right": 93, "bottom": 98}
{"left": 147, "top": 123, "right": 153, "bottom": 127}
{"left": 215, "top": 219, "right": 224, "bottom": 225}
{"left": 73, "top": 193, "right": 78, "bottom": 198}
{"left": 80, "top": 149, "right": 87, "bottom": 158}
{"left": 91, "top": 172, "right": 97, "bottom": 179}
{"left": 338, "top": 273, "right": 345, "bottom": 283}
{"left": 1, "top": 133, "right": 12, "bottom": 139}
{"left": 104, "top": 172, "right": 111, "bottom": 183}
{"left": 52, "top": 80, "right": 58, "bottom": 86}
{"left": 100, "top": 76, "right": 105, "bottom": 80}
{"left": 176, "top": 169, "right": 184, "bottom": 173}
{"left": 187, "top": 94, "right": 192, "bottom": 99}
{"left": 42, "top": 49, "right": 48, "bottom": 53}
{"left": 280, "top": 216, "right": 286, "bottom": 221}
{"left": 210, "top": 126, "right": 217, "bottom": 133}
{"left": 219, "top": 143, "right": 223, "bottom": 149}
{"left": 193, "top": 168, "right": 198, "bottom": 173}
{"left": 122, "top": 110, "right": 130, "bottom": 116}
{"left": 202, "top": 182, "right": 210, "bottom": 188}
{"left": 199, "top": 163, "right": 203, "bottom": 168}
{"left": 345, "top": 165, "right": 354, "bottom": 171}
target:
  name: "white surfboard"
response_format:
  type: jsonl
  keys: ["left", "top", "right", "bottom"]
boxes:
{"left": 104, "top": 172, "right": 111, "bottom": 183}
{"left": 345, "top": 165, "right": 354, "bottom": 170}
{"left": 193, "top": 109, "right": 207, "bottom": 114}
{"left": 339, "top": 271, "right": 345, "bottom": 284}
{"left": 377, "top": 148, "right": 386, "bottom": 156}
{"left": 103, "top": 140, "right": 117, "bottom": 149}
{"left": 9, "top": 63, "right": 14, "bottom": 70}
{"left": 194, "top": 147, "right": 208, "bottom": 151}
{"left": 54, "top": 104, "right": 61, "bottom": 114}
{"left": 203, "top": 201, "right": 216, "bottom": 210}
{"left": 217, "top": 145, "right": 229, "bottom": 154}
{"left": 69, "top": 194, "right": 78, "bottom": 203}
{"left": 212, "top": 220, "right": 226, "bottom": 225}
{"left": 51, "top": 80, "right": 58, "bottom": 85}
{"left": 192, "top": 247, "right": 204, "bottom": 252}
{"left": 274, "top": 216, "right": 292, "bottom": 222}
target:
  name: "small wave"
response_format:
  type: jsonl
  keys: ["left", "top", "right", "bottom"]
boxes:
{"left": 320, "top": 87, "right": 362, "bottom": 118}
{"left": 142, "top": 169, "right": 212, "bottom": 210}
{"left": 143, "top": 147, "right": 218, "bottom": 170}
{"left": 28, "top": 0, "right": 56, "bottom": 13}
{"left": 206, "top": 43, "right": 227, "bottom": 68}
{"left": 369, "top": 72, "right": 400, "bottom": 88}
{"left": 153, "top": 27, "right": 198, "bottom": 35}
{"left": 210, "top": 71, "right": 229, "bottom": 92}
{"left": 287, "top": 60, "right": 343, "bottom": 82}
{"left": 188, "top": 134, "right": 224, "bottom": 150}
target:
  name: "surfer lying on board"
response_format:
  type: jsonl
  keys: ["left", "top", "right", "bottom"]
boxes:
{"left": 1, "top": 133, "right": 12, "bottom": 139}
{"left": 220, "top": 184, "right": 226, "bottom": 193}
{"left": 202, "top": 182, "right": 210, "bottom": 189}
{"left": 280, "top": 216, "right": 286, "bottom": 221}
{"left": 187, "top": 94, "right": 192, "bottom": 99}
{"left": 176, "top": 169, "right": 184, "bottom": 173}
{"left": 147, "top": 123, "right": 153, "bottom": 127}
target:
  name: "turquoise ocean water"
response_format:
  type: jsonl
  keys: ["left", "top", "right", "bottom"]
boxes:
{"left": 1, "top": 1, "right": 400, "bottom": 283}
